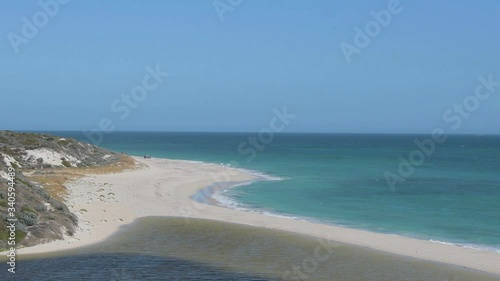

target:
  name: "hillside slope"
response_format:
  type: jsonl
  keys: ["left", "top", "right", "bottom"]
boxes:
{"left": 0, "top": 131, "right": 122, "bottom": 249}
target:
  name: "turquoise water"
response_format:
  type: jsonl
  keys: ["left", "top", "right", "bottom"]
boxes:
{"left": 50, "top": 132, "right": 500, "bottom": 251}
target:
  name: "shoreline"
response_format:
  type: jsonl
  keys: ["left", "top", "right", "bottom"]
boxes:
{"left": 206, "top": 167, "right": 500, "bottom": 256}
{"left": 5, "top": 156, "right": 500, "bottom": 275}
{"left": 212, "top": 181, "right": 500, "bottom": 255}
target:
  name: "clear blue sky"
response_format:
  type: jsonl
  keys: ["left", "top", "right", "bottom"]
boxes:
{"left": 1, "top": 0, "right": 499, "bottom": 134}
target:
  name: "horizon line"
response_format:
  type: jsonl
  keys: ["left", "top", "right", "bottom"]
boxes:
{"left": 5, "top": 129, "right": 500, "bottom": 137}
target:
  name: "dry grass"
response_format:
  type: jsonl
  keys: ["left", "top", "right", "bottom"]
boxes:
{"left": 26, "top": 155, "right": 137, "bottom": 201}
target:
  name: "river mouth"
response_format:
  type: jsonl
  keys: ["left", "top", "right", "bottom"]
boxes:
{"left": 10, "top": 217, "right": 500, "bottom": 281}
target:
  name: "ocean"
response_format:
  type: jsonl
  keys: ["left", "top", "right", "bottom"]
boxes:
{"left": 10, "top": 131, "right": 499, "bottom": 280}
{"left": 51, "top": 132, "right": 500, "bottom": 252}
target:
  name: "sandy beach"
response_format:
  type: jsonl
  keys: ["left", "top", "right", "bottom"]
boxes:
{"left": 10, "top": 156, "right": 500, "bottom": 275}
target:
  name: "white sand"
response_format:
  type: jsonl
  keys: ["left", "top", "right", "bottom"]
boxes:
{"left": 24, "top": 148, "right": 80, "bottom": 167}
{"left": 9, "top": 157, "right": 500, "bottom": 275}
{"left": 1, "top": 152, "right": 22, "bottom": 169}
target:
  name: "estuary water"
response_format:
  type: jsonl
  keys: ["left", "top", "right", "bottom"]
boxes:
{"left": 9, "top": 218, "right": 500, "bottom": 280}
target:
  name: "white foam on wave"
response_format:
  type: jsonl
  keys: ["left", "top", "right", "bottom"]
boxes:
{"left": 211, "top": 193, "right": 248, "bottom": 211}
{"left": 182, "top": 159, "right": 500, "bottom": 255}
{"left": 215, "top": 180, "right": 500, "bottom": 255}
{"left": 208, "top": 169, "right": 309, "bottom": 222}
{"left": 212, "top": 182, "right": 314, "bottom": 223}
{"left": 215, "top": 172, "right": 500, "bottom": 255}
{"left": 236, "top": 167, "right": 288, "bottom": 181}
{"left": 212, "top": 190, "right": 307, "bottom": 222}
{"left": 259, "top": 211, "right": 304, "bottom": 221}
{"left": 429, "top": 239, "right": 455, "bottom": 246}
{"left": 429, "top": 239, "right": 500, "bottom": 253}
{"left": 214, "top": 162, "right": 288, "bottom": 181}
{"left": 185, "top": 160, "right": 206, "bottom": 164}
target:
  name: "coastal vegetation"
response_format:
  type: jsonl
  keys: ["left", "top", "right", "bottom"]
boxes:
{"left": 0, "top": 131, "right": 134, "bottom": 250}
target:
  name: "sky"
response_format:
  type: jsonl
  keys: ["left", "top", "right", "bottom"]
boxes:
{"left": 1, "top": 0, "right": 499, "bottom": 134}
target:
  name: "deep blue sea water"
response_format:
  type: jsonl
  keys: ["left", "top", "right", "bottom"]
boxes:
{"left": 47, "top": 132, "right": 500, "bottom": 252}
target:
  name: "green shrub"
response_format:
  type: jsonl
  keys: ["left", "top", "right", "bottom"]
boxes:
{"left": 69, "top": 214, "right": 78, "bottom": 224}
{"left": 20, "top": 137, "right": 38, "bottom": 146}
{"left": 19, "top": 211, "right": 38, "bottom": 226}
{"left": 50, "top": 200, "right": 65, "bottom": 211}
{"left": 16, "top": 178, "right": 31, "bottom": 187}
{"left": 34, "top": 204, "right": 47, "bottom": 212}
{"left": 21, "top": 206, "right": 37, "bottom": 214}
{"left": 61, "top": 159, "right": 72, "bottom": 167}
{"left": 58, "top": 140, "right": 70, "bottom": 146}
{"left": 0, "top": 226, "right": 26, "bottom": 245}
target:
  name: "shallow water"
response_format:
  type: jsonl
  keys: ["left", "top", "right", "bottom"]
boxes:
{"left": 8, "top": 217, "right": 500, "bottom": 281}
